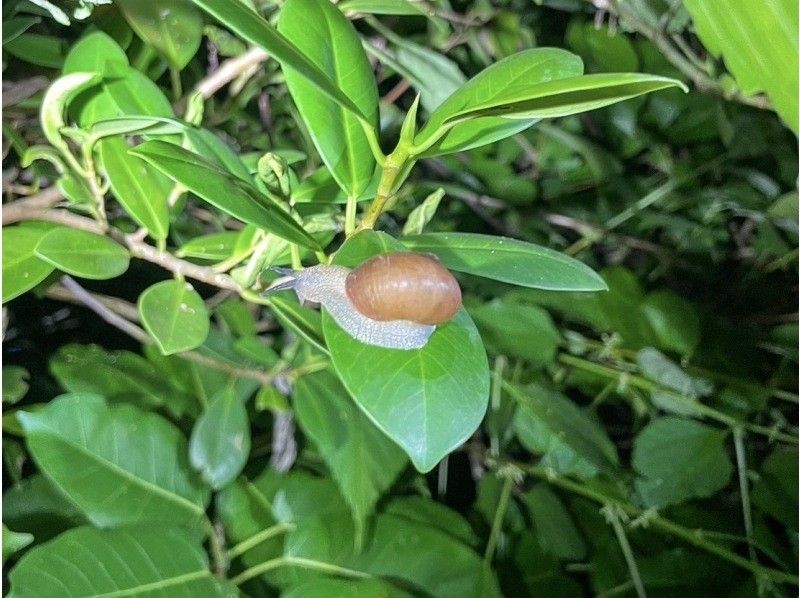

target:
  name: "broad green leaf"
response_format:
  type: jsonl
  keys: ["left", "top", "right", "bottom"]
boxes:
{"left": 641, "top": 290, "right": 701, "bottom": 355}
{"left": 3, "top": 474, "right": 86, "bottom": 543}
{"left": 324, "top": 231, "right": 490, "bottom": 472}
{"left": 294, "top": 369, "right": 407, "bottom": 529}
{"left": 284, "top": 578, "right": 413, "bottom": 598}
{"left": 131, "top": 140, "right": 322, "bottom": 250}
{"left": 115, "top": 0, "right": 203, "bottom": 69}
{"left": 189, "top": 386, "right": 250, "bottom": 490}
{"left": 444, "top": 72, "right": 685, "bottom": 123}
{"left": 190, "top": 0, "right": 368, "bottom": 123}
{"left": 2, "top": 16, "right": 40, "bottom": 44}
{"left": 384, "top": 496, "right": 479, "bottom": 547}
{"left": 683, "top": 0, "right": 798, "bottom": 132}
{"left": 366, "top": 36, "right": 465, "bottom": 113}
{"left": 2, "top": 224, "right": 56, "bottom": 302}
{"left": 176, "top": 231, "right": 241, "bottom": 260}
{"left": 278, "top": 0, "right": 379, "bottom": 197}
{"left": 509, "top": 382, "right": 620, "bottom": 477}
{"left": 98, "top": 136, "right": 172, "bottom": 240}
{"left": 8, "top": 526, "right": 229, "bottom": 597}
{"left": 469, "top": 300, "right": 561, "bottom": 366}
{"left": 401, "top": 188, "right": 443, "bottom": 235}
{"left": 40, "top": 72, "right": 99, "bottom": 155}
{"left": 413, "top": 48, "right": 584, "bottom": 156}
{"left": 17, "top": 394, "right": 210, "bottom": 528}
{"left": 522, "top": 485, "right": 586, "bottom": 560}
{"left": 403, "top": 232, "right": 607, "bottom": 291}
{"left": 63, "top": 32, "right": 173, "bottom": 127}
{"left": 35, "top": 228, "right": 130, "bottom": 280}
{"left": 751, "top": 448, "right": 799, "bottom": 529}
{"left": 138, "top": 280, "right": 210, "bottom": 355}
{"left": 49, "top": 343, "right": 193, "bottom": 417}
{"left": 4, "top": 33, "right": 66, "bottom": 68}
{"left": 632, "top": 417, "right": 733, "bottom": 508}
{"left": 3, "top": 366, "right": 29, "bottom": 405}
{"left": 183, "top": 127, "right": 253, "bottom": 183}
{"left": 2, "top": 525, "right": 33, "bottom": 565}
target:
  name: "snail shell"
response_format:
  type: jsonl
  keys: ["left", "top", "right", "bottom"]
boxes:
{"left": 279, "top": 252, "right": 462, "bottom": 350}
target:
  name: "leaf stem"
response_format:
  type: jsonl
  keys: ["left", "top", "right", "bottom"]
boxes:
{"left": 230, "top": 555, "right": 371, "bottom": 586}
{"left": 522, "top": 465, "right": 799, "bottom": 586}
{"left": 344, "top": 194, "right": 357, "bottom": 236}
{"left": 357, "top": 149, "right": 406, "bottom": 231}
{"left": 226, "top": 522, "right": 294, "bottom": 560}
{"left": 604, "top": 505, "right": 647, "bottom": 598}
{"left": 733, "top": 428, "right": 758, "bottom": 566}
{"left": 557, "top": 353, "right": 798, "bottom": 444}
{"left": 484, "top": 474, "right": 514, "bottom": 563}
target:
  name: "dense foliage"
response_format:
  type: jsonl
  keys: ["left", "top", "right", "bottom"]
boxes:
{"left": 2, "top": 0, "right": 797, "bottom": 596}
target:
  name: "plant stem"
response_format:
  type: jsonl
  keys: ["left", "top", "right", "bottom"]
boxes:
{"left": 358, "top": 149, "right": 408, "bottom": 230}
{"left": 230, "top": 556, "right": 371, "bottom": 586}
{"left": 522, "top": 465, "right": 799, "bottom": 586}
{"left": 605, "top": 506, "right": 647, "bottom": 598}
{"left": 344, "top": 194, "right": 357, "bottom": 236}
{"left": 205, "top": 519, "right": 227, "bottom": 576}
{"left": 484, "top": 475, "right": 514, "bottom": 564}
{"left": 733, "top": 428, "right": 758, "bottom": 566}
{"left": 557, "top": 353, "right": 798, "bottom": 444}
{"left": 169, "top": 68, "right": 183, "bottom": 102}
{"left": 226, "top": 523, "right": 294, "bottom": 560}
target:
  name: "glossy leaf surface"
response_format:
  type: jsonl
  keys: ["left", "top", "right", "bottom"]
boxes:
{"left": 138, "top": 280, "right": 210, "bottom": 355}
{"left": 34, "top": 228, "right": 129, "bottom": 280}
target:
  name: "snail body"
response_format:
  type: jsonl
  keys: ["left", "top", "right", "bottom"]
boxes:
{"left": 271, "top": 252, "right": 462, "bottom": 350}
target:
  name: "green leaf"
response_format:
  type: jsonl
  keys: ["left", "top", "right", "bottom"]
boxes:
{"left": 40, "top": 72, "right": 100, "bottom": 155}
{"left": 636, "top": 348, "right": 713, "bottom": 416}
{"left": 521, "top": 485, "right": 586, "bottom": 560}
{"left": 278, "top": 0, "right": 379, "bottom": 197}
{"left": 138, "top": 280, "right": 210, "bottom": 355}
{"left": 632, "top": 417, "right": 733, "bottom": 508}
{"left": 339, "top": 0, "right": 428, "bottom": 16}
{"left": 294, "top": 369, "right": 407, "bottom": 529}
{"left": 2, "top": 525, "right": 33, "bottom": 565}
{"left": 49, "top": 343, "right": 193, "bottom": 417}
{"left": 62, "top": 30, "right": 128, "bottom": 73}
{"left": 3, "top": 366, "right": 30, "bottom": 405}
{"left": 34, "top": 228, "right": 130, "bottom": 280}
{"left": 509, "top": 382, "right": 619, "bottom": 477}
{"left": 469, "top": 300, "right": 561, "bottom": 366}
{"left": 641, "top": 290, "right": 701, "bottom": 355}
{"left": 2, "top": 224, "right": 56, "bottom": 302}
{"left": 8, "top": 525, "right": 229, "bottom": 597}
{"left": 115, "top": 0, "right": 203, "bottom": 69}
{"left": 269, "top": 295, "right": 328, "bottom": 354}
{"left": 182, "top": 127, "right": 253, "bottom": 183}
{"left": 751, "top": 448, "right": 799, "bottom": 529}
{"left": 176, "top": 231, "right": 241, "bottom": 261}
{"left": 403, "top": 232, "right": 607, "bottom": 291}
{"left": 284, "top": 578, "right": 413, "bottom": 598}
{"left": 131, "top": 140, "right": 321, "bottom": 250}
{"left": 444, "top": 72, "right": 685, "bottom": 123}
{"left": 2, "top": 16, "right": 41, "bottom": 44}
{"left": 384, "top": 496, "right": 479, "bottom": 547}
{"left": 3, "top": 474, "right": 86, "bottom": 543}
{"left": 682, "top": 0, "right": 798, "bottom": 132}
{"left": 190, "top": 0, "right": 369, "bottom": 124}
{"left": 17, "top": 394, "right": 210, "bottom": 528}
{"left": 189, "top": 385, "right": 251, "bottom": 490}
{"left": 401, "top": 188, "right": 443, "bottom": 236}
{"left": 324, "top": 231, "right": 490, "bottom": 472}
{"left": 413, "top": 48, "right": 584, "bottom": 156}
{"left": 98, "top": 136, "right": 172, "bottom": 240}
{"left": 4, "top": 33, "right": 66, "bottom": 68}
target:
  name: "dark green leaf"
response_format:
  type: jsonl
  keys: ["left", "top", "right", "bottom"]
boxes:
{"left": 403, "top": 232, "right": 607, "bottom": 291}
{"left": 2, "top": 366, "right": 29, "bottom": 405}
{"left": 34, "top": 228, "right": 130, "bottom": 280}
{"left": 8, "top": 526, "right": 229, "bottom": 597}
{"left": 2, "top": 525, "right": 33, "bottom": 565}
{"left": 278, "top": 0, "right": 379, "bottom": 197}
{"left": 115, "top": 0, "right": 203, "bottom": 69}
{"left": 2, "top": 224, "right": 56, "bottom": 302}
{"left": 18, "top": 394, "right": 210, "bottom": 528}
{"left": 522, "top": 485, "right": 586, "bottom": 560}
{"left": 189, "top": 386, "right": 250, "bottom": 490}
{"left": 751, "top": 448, "right": 798, "bottom": 529}
{"left": 4, "top": 33, "right": 65, "bottom": 68}
{"left": 131, "top": 140, "right": 322, "bottom": 250}
{"left": 294, "top": 369, "right": 407, "bottom": 528}
{"left": 632, "top": 417, "right": 733, "bottom": 508}
{"left": 138, "top": 280, "right": 210, "bottom": 355}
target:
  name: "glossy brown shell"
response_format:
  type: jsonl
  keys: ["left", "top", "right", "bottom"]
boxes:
{"left": 345, "top": 252, "right": 462, "bottom": 325}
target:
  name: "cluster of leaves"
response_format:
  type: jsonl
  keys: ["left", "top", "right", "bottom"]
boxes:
{"left": 2, "top": 0, "right": 797, "bottom": 596}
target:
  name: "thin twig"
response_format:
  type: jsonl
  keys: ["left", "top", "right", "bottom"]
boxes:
{"left": 2, "top": 187, "right": 66, "bottom": 224}
{"left": 193, "top": 47, "right": 269, "bottom": 99}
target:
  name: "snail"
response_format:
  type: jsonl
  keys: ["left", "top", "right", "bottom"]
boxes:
{"left": 266, "top": 252, "right": 462, "bottom": 350}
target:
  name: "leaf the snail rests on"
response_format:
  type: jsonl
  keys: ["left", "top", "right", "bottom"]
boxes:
{"left": 266, "top": 252, "right": 462, "bottom": 350}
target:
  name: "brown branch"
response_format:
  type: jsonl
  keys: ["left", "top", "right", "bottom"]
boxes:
{"left": 50, "top": 279, "right": 277, "bottom": 387}
{"left": 193, "top": 47, "right": 269, "bottom": 99}
{"left": 2, "top": 187, "right": 66, "bottom": 224}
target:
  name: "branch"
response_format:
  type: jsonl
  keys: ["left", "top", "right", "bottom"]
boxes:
{"left": 601, "top": 0, "right": 772, "bottom": 111}
{"left": 193, "top": 47, "right": 269, "bottom": 99}
{"left": 2, "top": 187, "right": 66, "bottom": 224}
{"left": 50, "top": 279, "right": 278, "bottom": 387}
